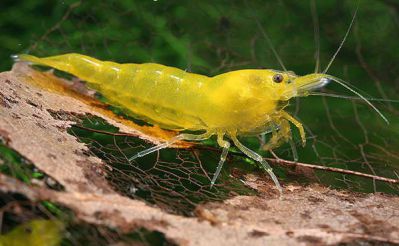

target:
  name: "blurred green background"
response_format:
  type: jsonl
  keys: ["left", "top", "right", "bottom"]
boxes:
{"left": 1, "top": 0, "right": 399, "bottom": 244}
{"left": 1, "top": 0, "right": 399, "bottom": 202}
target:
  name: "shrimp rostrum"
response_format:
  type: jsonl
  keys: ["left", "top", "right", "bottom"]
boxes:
{"left": 16, "top": 31, "right": 387, "bottom": 195}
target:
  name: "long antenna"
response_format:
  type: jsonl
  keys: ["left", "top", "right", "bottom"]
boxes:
{"left": 323, "top": 2, "right": 359, "bottom": 74}
{"left": 244, "top": 0, "right": 287, "bottom": 71}
{"left": 327, "top": 75, "right": 389, "bottom": 124}
{"left": 309, "top": 92, "right": 399, "bottom": 103}
{"left": 310, "top": 0, "right": 320, "bottom": 73}
{"left": 255, "top": 19, "right": 287, "bottom": 71}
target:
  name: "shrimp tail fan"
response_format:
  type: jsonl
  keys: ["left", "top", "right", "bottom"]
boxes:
{"left": 12, "top": 54, "right": 44, "bottom": 64}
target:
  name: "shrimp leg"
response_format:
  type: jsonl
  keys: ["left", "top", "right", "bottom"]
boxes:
{"left": 262, "top": 119, "right": 298, "bottom": 161}
{"left": 262, "top": 119, "right": 291, "bottom": 151}
{"left": 210, "top": 133, "right": 230, "bottom": 187}
{"left": 281, "top": 111, "right": 306, "bottom": 146}
{"left": 229, "top": 132, "right": 283, "bottom": 195}
{"left": 129, "top": 131, "right": 213, "bottom": 161}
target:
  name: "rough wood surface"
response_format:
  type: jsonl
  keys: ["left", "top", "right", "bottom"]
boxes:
{"left": 0, "top": 63, "right": 398, "bottom": 245}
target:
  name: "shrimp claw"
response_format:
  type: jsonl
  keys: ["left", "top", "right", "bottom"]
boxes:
{"left": 281, "top": 111, "right": 306, "bottom": 147}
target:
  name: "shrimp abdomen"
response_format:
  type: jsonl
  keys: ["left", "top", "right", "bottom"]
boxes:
{"left": 18, "top": 53, "right": 212, "bottom": 130}
{"left": 18, "top": 53, "right": 112, "bottom": 85}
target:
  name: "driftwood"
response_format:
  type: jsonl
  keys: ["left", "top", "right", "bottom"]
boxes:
{"left": 0, "top": 63, "right": 398, "bottom": 245}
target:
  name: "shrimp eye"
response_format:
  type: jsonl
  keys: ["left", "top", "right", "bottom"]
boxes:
{"left": 272, "top": 74, "right": 284, "bottom": 83}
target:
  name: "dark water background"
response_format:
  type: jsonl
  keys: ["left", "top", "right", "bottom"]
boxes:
{"left": 0, "top": 0, "right": 399, "bottom": 244}
{"left": 0, "top": 1, "right": 398, "bottom": 244}
{"left": 1, "top": 0, "right": 399, "bottom": 195}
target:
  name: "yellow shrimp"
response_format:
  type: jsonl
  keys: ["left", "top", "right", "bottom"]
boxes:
{"left": 16, "top": 52, "right": 387, "bottom": 195}
{"left": 14, "top": 6, "right": 388, "bottom": 194}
